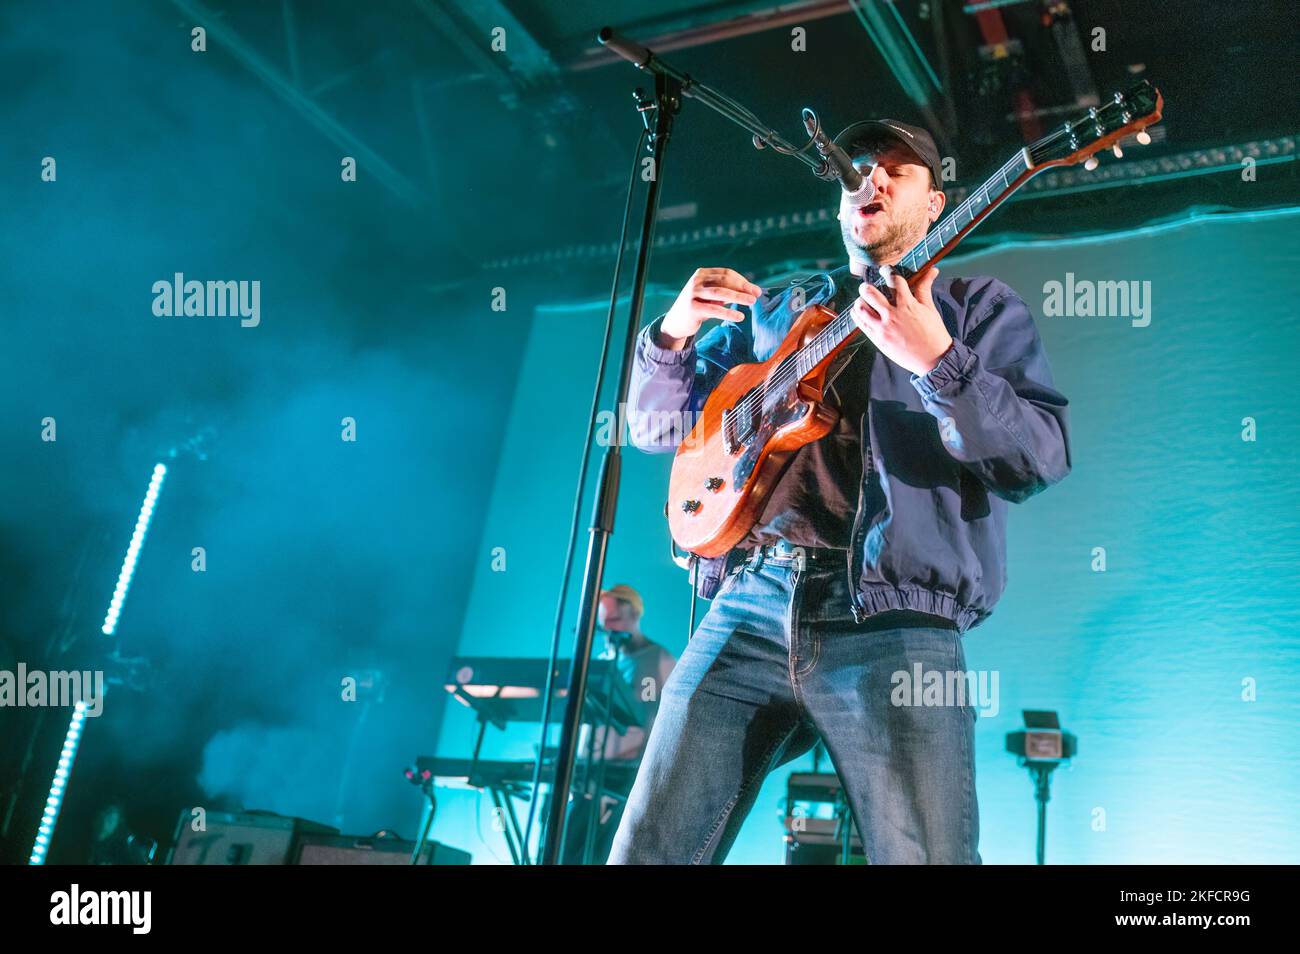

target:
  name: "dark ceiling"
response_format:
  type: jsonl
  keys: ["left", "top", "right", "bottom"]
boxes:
{"left": 161, "top": 0, "right": 1299, "bottom": 284}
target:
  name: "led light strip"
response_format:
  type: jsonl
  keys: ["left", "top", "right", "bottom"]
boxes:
{"left": 103, "top": 464, "right": 166, "bottom": 636}
{"left": 29, "top": 463, "right": 167, "bottom": 865}
{"left": 29, "top": 701, "right": 87, "bottom": 865}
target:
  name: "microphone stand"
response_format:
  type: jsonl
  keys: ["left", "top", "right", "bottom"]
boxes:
{"left": 539, "top": 27, "right": 843, "bottom": 865}
{"left": 580, "top": 631, "right": 622, "bottom": 865}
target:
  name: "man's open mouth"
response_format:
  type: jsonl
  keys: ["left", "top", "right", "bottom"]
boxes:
{"left": 857, "top": 201, "right": 884, "bottom": 217}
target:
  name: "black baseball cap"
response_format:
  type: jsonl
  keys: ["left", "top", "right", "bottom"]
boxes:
{"left": 832, "top": 119, "right": 943, "bottom": 189}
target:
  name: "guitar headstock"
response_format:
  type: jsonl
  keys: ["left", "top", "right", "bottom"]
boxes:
{"left": 1028, "top": 80, "right": 1163, "bottom": 172}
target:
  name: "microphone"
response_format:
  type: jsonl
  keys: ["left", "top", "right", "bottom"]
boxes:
{"left": 603, "top": 627, "right": 633, "bottom": 648}
{"left": 803, "top": 109, "right": 875, "bottom": 207}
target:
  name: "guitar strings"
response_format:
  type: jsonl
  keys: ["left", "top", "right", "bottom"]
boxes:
{"left": 723, "top": 106, "right": 1125, "bottom": 430}
{"left": 731, "top": 101, "right": 1108, "bottom": 418}
{"left": 720, "top": 97, "right": 1140, "bottom": 439}
{"left": 726, "top": 147, "right": 1033, "bottom": 426}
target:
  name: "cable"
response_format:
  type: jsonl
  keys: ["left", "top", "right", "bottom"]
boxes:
{"left": 519, "top": 123, "right": 650, "bottom": 863}
{"left": 687, "top": 557, "right": 699, "bottom": 643}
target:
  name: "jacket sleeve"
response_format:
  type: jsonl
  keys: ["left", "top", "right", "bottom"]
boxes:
{"left": 910, "top": 286, "right": 1071, "bottom": 502}
{"left": 627, "top": 312, "right": 754, "bottom": 453}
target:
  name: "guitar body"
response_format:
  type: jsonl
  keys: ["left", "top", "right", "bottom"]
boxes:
{"left": 668, "top": 303, "right": 845, "bottom": 558}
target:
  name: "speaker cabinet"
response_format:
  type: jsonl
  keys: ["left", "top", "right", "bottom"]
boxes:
{"left": 166, "top": 809, "right": 337, "bottom": 865}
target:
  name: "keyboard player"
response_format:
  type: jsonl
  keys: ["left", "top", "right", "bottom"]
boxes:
{"left": 563, "top": 584, "right": 676, "bottom": 864}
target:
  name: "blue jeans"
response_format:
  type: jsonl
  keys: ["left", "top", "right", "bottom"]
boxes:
{"left": 607, "top": 547, "right": 981, "bottom": 864}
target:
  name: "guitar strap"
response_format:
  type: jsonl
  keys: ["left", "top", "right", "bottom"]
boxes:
{"left": 823, "top": 270, "right": 876, "bottom": 392}
{"left": 819, "top": 258, "right": 917, "bottom": 391}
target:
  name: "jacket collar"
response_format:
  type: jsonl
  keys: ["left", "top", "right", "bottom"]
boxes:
{"left": 824, "top": 262, "right": 882, "bottom": 307}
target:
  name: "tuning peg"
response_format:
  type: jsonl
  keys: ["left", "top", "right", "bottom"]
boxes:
{"left": 1084, "top": 156, "right": 1100, "bottom": 171}
{"left": 1112, "top": 144, "right": 1124, "bottom": 158}
{"left": 1136, "top": 130, "right": 1152, "bottom": 145}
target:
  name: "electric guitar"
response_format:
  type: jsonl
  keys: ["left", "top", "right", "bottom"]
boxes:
{"left": 667, "top": 81, "right": 1163, "bottom": 558}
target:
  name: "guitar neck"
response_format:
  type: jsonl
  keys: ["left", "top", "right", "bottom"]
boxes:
{"left": 899, "top": 147, "right": 1033, "bottom": 275}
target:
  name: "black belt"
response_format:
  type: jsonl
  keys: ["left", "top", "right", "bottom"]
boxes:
{"left": 736, "top": 540, "right": 848, "bottom": 567}
{"left": 728, "top": 542, "right": 957, "bottom": 630}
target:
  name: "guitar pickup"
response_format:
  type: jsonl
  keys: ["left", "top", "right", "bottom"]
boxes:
{"left": 723, "top": 398, "right": 756, "bottom": 455}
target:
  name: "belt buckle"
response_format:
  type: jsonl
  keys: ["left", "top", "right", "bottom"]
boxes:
{"left": 768, "top": 541, "right": 806, "bottom": 569}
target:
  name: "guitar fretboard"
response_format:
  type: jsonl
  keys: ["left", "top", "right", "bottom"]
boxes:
{"left": 900, "top": 148, "right": 1031, "bottom": 273}
{"left": 775, "top": 147, "right": 1034, "bottom": 393}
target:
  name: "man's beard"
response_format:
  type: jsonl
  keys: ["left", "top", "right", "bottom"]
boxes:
{"left": 840, "top": 204, "right": 930, "bottom": 266}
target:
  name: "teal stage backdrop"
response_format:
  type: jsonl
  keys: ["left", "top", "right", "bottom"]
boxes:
{"left": 432, "top": 206, "right": 1300, "bottom": 864}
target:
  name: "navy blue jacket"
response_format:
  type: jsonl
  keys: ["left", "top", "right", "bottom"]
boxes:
{"left": 628, "top": 264, "right": 1071, "bottom": 633}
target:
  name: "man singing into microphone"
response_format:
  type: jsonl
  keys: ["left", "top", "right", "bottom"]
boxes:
{"left": 609, "top": 119, "right": 1071, "bottom": 864}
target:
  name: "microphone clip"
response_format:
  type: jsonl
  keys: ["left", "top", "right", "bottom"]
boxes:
{"left": 800, "top": 108, "right": 841, "bottom": 182}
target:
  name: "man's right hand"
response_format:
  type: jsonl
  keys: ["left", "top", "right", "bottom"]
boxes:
{"left": 656, "top": 268, "right": 763, "bottom": 350}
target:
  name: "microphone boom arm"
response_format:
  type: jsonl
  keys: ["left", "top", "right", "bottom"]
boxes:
{"left": 598, "top": 26, "right": 839, "bottom": 182}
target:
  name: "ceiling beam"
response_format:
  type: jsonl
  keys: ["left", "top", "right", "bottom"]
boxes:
{"left": 568, "top": 0, "right": 854, "bottom": 70}
{"left": 167, "top": 0, "right": 424, "bottom": 204}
